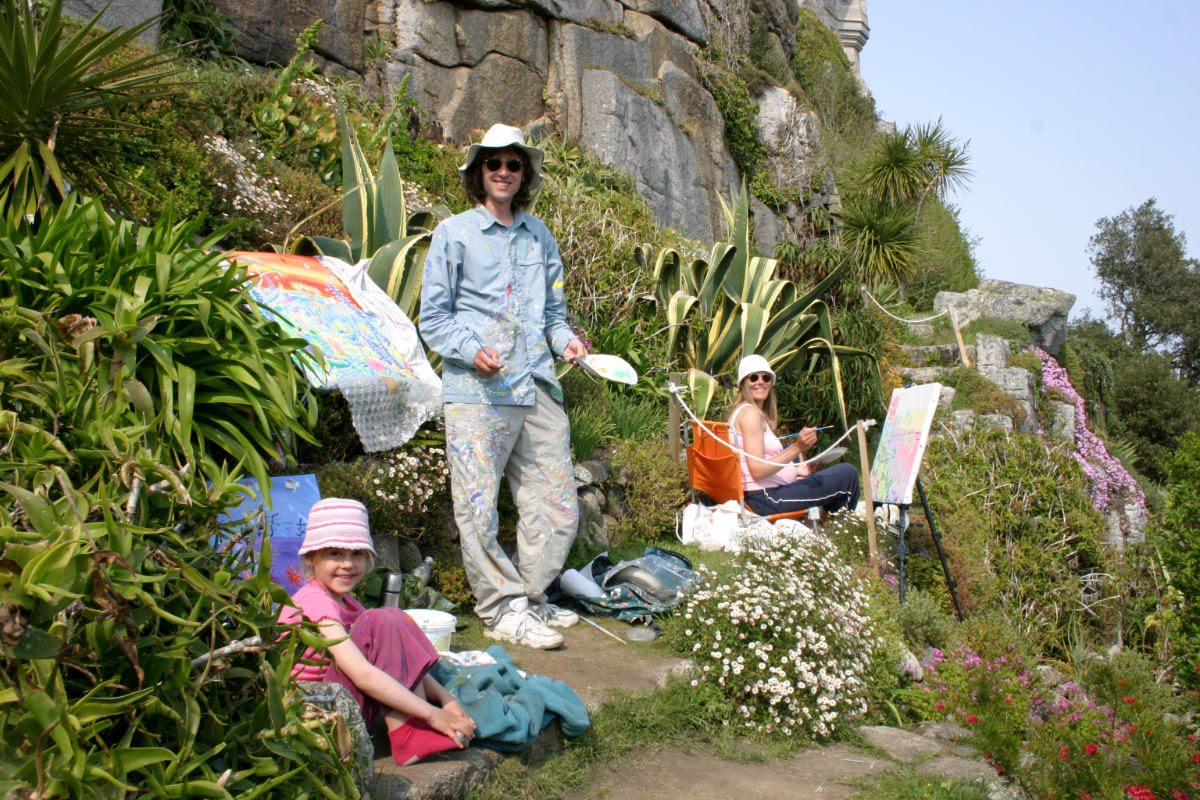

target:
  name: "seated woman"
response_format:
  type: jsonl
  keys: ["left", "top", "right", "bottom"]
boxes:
{"left": 279, "top": 497, "right": 476, "bottom": 766}
{"left": 727, "top": 354, "right": 861, "bottom": 518}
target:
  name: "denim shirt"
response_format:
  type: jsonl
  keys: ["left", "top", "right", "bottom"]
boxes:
{"left": 419, "top": 206, "right": 575, "bottom": 406}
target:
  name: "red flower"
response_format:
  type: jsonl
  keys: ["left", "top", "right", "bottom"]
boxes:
{"left": 1125, "top": 786, "right": 1156, "bottom": 800}
{"left": 1122, "top": 696, "right": 1136, "bottom": 704}
{"left": 965, "top": 714, "right": 979, "bottom": 724}
{"left": 935, "top": 702, "right": 945, "bottom": 712}
{"left": 1081, "top": 794, "right": 1093, "bottom": 800}
{"left": 1084, "top": 743, "right": 1098, "bottom": 756}
{"left": 1059, "top": 745, "right": 1070, "bottom": 760}
{"left": 1193, "top": 752, "right": 1200, "bottom": 764}
{"left": 1117, "top": 679, "right": 1126, "bottom": 686}
{"left": 1170, "top": 792, "right": 1187, "bottom": 800}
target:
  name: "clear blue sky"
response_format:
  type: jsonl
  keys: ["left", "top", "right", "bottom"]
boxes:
{"left": 859, "top": 2, "right": 1200, "bottom": 320}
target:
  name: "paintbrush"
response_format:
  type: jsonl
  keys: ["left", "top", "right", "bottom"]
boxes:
{"left": 779, "top": 426, "right": 834, "bottom": 439}
{"left": 577, "top": 613, "right": 627, "bottom": 644}
{"left": 468, "top": 331, "right": 515, "bottom": 394}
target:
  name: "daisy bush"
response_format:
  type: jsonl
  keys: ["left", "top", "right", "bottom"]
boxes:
{"left": 671, "top": 520, "right": 880, "bottom": 739}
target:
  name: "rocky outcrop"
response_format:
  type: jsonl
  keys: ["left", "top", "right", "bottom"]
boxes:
{"left": 64, "top": 0, "right": 161, "bottom": 45}
{"left": 371, "top": 2, "right": 740, "bottom": 241}
{"left": 934, "top": 279, "right": 1076, "bottom": 357}
{"left": 211, "top": 0, "right": 370, "bottom": 77}
{"left": 197, "top": 0, "right": 869, "bottom": 246}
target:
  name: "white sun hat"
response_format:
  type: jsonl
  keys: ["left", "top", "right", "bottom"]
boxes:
{"left": 736, "top": 354, "right": 775, "bottom": 385}
{"left": 458, "top": 123, "right": 544, "bottom": 193}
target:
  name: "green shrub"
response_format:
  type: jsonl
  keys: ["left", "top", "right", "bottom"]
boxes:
{"left": 961, "top": 315, "right": 1030, "bottom": 344}
{"left": 896, "top": 587, "right": 958, "bottom": 652}
{"left": 1157, "top": 432, "right": 1200, "bottom": 689}
{"left": 701, "top": 66, "right": 764, "bottom": 177}
{"left": 0, "top": 200, "right": 349, "bottom": 797}
{"left": 938, "top": 365, "right": 1027, "bottom": 426}
{"left": 567, "top": 400, "right": 616, "bottom": 462}
{"left": 922, "top": 428, "right": 1119, "bottom": 655}
{"left": 605, "top": 438, "right": 688, "bottom": 546}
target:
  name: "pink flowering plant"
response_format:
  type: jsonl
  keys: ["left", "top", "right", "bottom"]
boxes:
{"left": 667, "top": 519, "right": 881, "bottom": 739}
{"left": 900, "top": 641, "right": 1043, "bottom": 769}
{"left": 905, "top": 641, "right": 1200, "bottom": 798}
{"left": 1034, "top": 347, "right": 1146, "bottom": 516}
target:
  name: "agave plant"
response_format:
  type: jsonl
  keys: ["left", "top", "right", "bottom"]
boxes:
{"left": 290, "top": 111, "right": 448, "bottom": 319}
{"left": 638, "top": 181, "right": 874, "bottom": 426}
{"left": 0, "top": 0, "right": 180, "bottom": 216}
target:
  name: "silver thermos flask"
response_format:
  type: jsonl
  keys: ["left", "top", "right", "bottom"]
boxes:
{"left": 380, "top": 572, "right": 405, "bottom": 607}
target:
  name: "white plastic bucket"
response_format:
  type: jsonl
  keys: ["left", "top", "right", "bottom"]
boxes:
{"left": 405, "top": 609, "right": 456, "bottom": 652}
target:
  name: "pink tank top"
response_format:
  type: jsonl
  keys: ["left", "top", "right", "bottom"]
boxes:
{"left": 728, "top": 404, "right": 796, "bottom": 491}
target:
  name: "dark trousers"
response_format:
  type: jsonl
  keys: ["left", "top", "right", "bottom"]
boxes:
{"left": 743, "top": 463, "right": 861, "bottom": 517}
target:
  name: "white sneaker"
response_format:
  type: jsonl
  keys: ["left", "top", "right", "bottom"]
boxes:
{"left": 484, "top": 608, "right": 564, "bottom": 650}
{"left": 533, "top": 602, "right": 579, "bottom": 629}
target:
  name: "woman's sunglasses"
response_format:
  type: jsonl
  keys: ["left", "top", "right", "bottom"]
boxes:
{"left": 484, "top": 157, "right": 523, "bottom": 173}
{"left": 745, "top": 373, "right": 773, "bottom": 384}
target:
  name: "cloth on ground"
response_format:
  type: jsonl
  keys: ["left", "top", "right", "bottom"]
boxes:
{"left": 430, "top": 645, "right": 590, "bottom": 751}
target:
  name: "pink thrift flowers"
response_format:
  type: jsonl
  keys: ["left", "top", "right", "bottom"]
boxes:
{"left": 1033, "top": 348, "right": 1146, "bottom": 514}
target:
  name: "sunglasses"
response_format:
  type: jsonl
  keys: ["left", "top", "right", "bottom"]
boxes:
{"left": 745, "top": 372, "right": 773, "bottom": 384}
{"left": 484, "top": 157, "right": 523, "bottom": 173}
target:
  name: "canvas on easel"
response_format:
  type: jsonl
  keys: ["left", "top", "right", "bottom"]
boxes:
{"left": 870, "top": 383, "right": 942, "bottom": 505}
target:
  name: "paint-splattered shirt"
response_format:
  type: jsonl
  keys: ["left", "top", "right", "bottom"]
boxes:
{"left": 419, "top": 206, "right": 575, "bottom": 405}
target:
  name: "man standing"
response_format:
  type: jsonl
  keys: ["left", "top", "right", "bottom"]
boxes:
{"left": 419, "top": 124, "right": 587, "bottom": 650}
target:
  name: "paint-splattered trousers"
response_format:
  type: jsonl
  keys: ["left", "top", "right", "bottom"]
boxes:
{"left": 444, "top": 385, "right": 578, "bottom": 626}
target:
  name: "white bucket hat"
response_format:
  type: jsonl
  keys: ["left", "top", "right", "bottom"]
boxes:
{"left": 458, "top": 123, "right": 544, "bottom": 193}
{"left": 736, "top": 354, "right": 775, "bottom": 385}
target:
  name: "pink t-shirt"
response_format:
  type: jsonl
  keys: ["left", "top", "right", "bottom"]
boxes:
{"left": 279, "top": 579, "right": 366, "bottom": 681}
{"left": 728, "top": 404, "right": 796, "bottom": 491}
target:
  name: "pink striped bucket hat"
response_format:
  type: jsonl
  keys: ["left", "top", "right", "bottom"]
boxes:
{"left": 299, "top": 498, "right": 376, "bottom": 555}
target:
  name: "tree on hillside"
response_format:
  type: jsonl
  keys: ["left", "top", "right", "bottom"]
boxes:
{"left": 1089, "top": 198, "right": 1200, "bottom": 384}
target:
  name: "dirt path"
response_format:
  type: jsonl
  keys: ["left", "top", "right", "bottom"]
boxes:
{"left": 564, "top": 743, "right": 891, "bottom": 800}
{"left": 507, "top": 621, "right": 891, "bottom": 800}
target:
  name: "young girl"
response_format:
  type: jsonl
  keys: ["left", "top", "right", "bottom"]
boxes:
{"left": 279, "top": 497, "right": 476, "bottom": 765}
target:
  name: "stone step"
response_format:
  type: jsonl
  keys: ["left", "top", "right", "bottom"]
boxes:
{"left": 898, "top": 342, "right": 974, "bottom": 367}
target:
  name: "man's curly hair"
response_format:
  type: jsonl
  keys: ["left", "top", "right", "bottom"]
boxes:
{"left": 461, "top": 147, "right": 534, "bottom": 210}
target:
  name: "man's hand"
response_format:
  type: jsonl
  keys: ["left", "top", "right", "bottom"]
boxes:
{"left": 562, "top": 337, "right": 589, "bottom": 365}
{"left": 474, "top": 347, "right": 503, "bottom": 377}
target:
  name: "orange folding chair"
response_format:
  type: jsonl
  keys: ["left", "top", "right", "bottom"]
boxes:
{"left": 685, "top": 420, "right": 811, "bottom": 524}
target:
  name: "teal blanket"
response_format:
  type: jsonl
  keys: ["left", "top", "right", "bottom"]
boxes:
{"left": 431, "top": 646, "right": 591, "bottom": 751}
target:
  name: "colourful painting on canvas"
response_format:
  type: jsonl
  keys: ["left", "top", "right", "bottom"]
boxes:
{"left": 869, "top": 383, "right": 943, "bottom": 505}
{"left": 216, "top": 474, "right": 321, "bottom": 592}
{"left": 225, "top": 251, "right": 427, "bottom": 388}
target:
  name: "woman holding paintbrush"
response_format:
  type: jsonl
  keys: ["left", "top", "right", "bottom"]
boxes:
{"left": 727, "top": 354, "right": 860, "bottom": 518}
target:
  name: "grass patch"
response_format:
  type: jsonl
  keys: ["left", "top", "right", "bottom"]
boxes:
{"left": 847, "top": 769, "right": 991, "bottom": 800}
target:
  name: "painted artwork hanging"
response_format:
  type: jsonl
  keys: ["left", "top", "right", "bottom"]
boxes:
{"left": 224, "top": 252, "right": 441, "bottom": 451}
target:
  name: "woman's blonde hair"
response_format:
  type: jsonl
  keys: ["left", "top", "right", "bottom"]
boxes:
{"left": 733, "top": 379, "right": 780, "bottom": 431}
